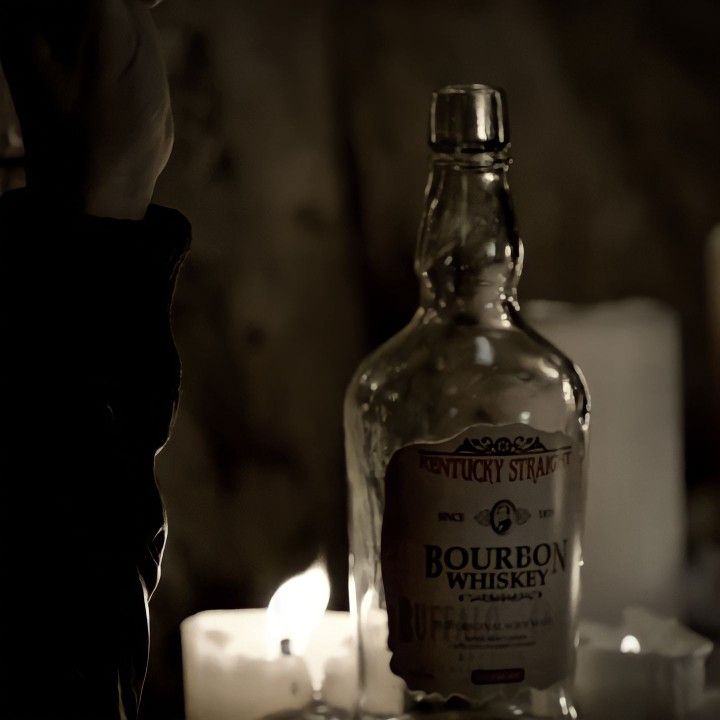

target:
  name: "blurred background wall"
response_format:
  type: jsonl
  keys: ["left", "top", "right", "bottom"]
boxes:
{"left": 148, "top": 0, "right": 720, "bottom": 716}
{"left": 4, "top": 0, "right": 720, "bottom": 717}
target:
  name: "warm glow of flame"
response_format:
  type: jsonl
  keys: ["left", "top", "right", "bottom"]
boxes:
{"left": 620, "top": 634, "right": 641, "bottom": 654}
{"left": 267, "top": 560, "right": 330, "bottom": 658}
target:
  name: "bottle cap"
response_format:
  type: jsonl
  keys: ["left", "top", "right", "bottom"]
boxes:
{"left": 429, "top": 84, "right": 509, "bottom": 153}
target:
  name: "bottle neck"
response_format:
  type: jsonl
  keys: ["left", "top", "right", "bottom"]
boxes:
{"left": 415, "top": 152, "right": 522, "bottom": 325}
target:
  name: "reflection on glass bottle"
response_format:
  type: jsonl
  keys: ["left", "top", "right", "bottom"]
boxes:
{"left": 345, "top": 85, "right": 590, "bottom": 720}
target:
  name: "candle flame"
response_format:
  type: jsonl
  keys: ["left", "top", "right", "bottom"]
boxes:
{"left": 620, "top": 634, "right": 641, "bottom": 654}
{"left": 267, "top": 560, "right": 330, "bottom": 658}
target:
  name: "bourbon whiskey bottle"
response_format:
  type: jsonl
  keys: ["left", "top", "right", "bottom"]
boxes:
{"left": 344, "top": 85, "right": 590, "bottom": 720}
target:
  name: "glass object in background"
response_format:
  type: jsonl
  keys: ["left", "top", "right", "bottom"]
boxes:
{"left": 344, "top": 85, "right": 590, "bottom": 720}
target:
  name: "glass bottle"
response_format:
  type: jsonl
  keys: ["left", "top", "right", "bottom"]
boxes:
{"left": 344, "top": 85, "right": 590, "bottom": 720}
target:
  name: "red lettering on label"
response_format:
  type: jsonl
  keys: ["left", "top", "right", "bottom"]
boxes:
{"left": 471, "top": 668, "right": 525, "bottom": 685}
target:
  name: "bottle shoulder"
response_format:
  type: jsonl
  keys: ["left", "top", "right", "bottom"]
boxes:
{"left": 345, "top": 310, "right": 589, "bottom": 440}
{"left": 348, "top": 312, "right": 586, "bottom": 395}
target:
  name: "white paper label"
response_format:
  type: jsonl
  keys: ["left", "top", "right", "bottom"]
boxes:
{"left": 381, "top": 423, "right": 581, "bottom": 697}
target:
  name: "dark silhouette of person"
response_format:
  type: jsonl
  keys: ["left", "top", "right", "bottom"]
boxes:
{"left": 0, "top": 2, "right": 188, "bottom": 718}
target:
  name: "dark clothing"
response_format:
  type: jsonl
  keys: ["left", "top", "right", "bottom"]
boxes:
{"left": 0, "top": 189, "right": 190, "bottom": 720}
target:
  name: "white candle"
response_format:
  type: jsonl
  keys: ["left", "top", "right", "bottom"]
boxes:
{"left": 574, "top": 607, "right": 712, "bottom": 720}
{"left": 320, "top": 629, "right": 358, "bottom": 712}
{"left": 305, "top": 610, "right": 355, "bottom": 695}
{"left": 182, "top": 609, "right": 313, "bottom": 720}
{"left": 526, "top": 299, "right": 685, "bottom": 622}
{"left": 182, "top": 566, "right": 405, "bottom": 719}
{"left": 182, "top": 563, "right": 330, "bottom": 720}
{"left": 320, "top": 608, "right": 404, "bottom": 716}
{"left": 183, "top": 607, "right": 402, "bottom": 719}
